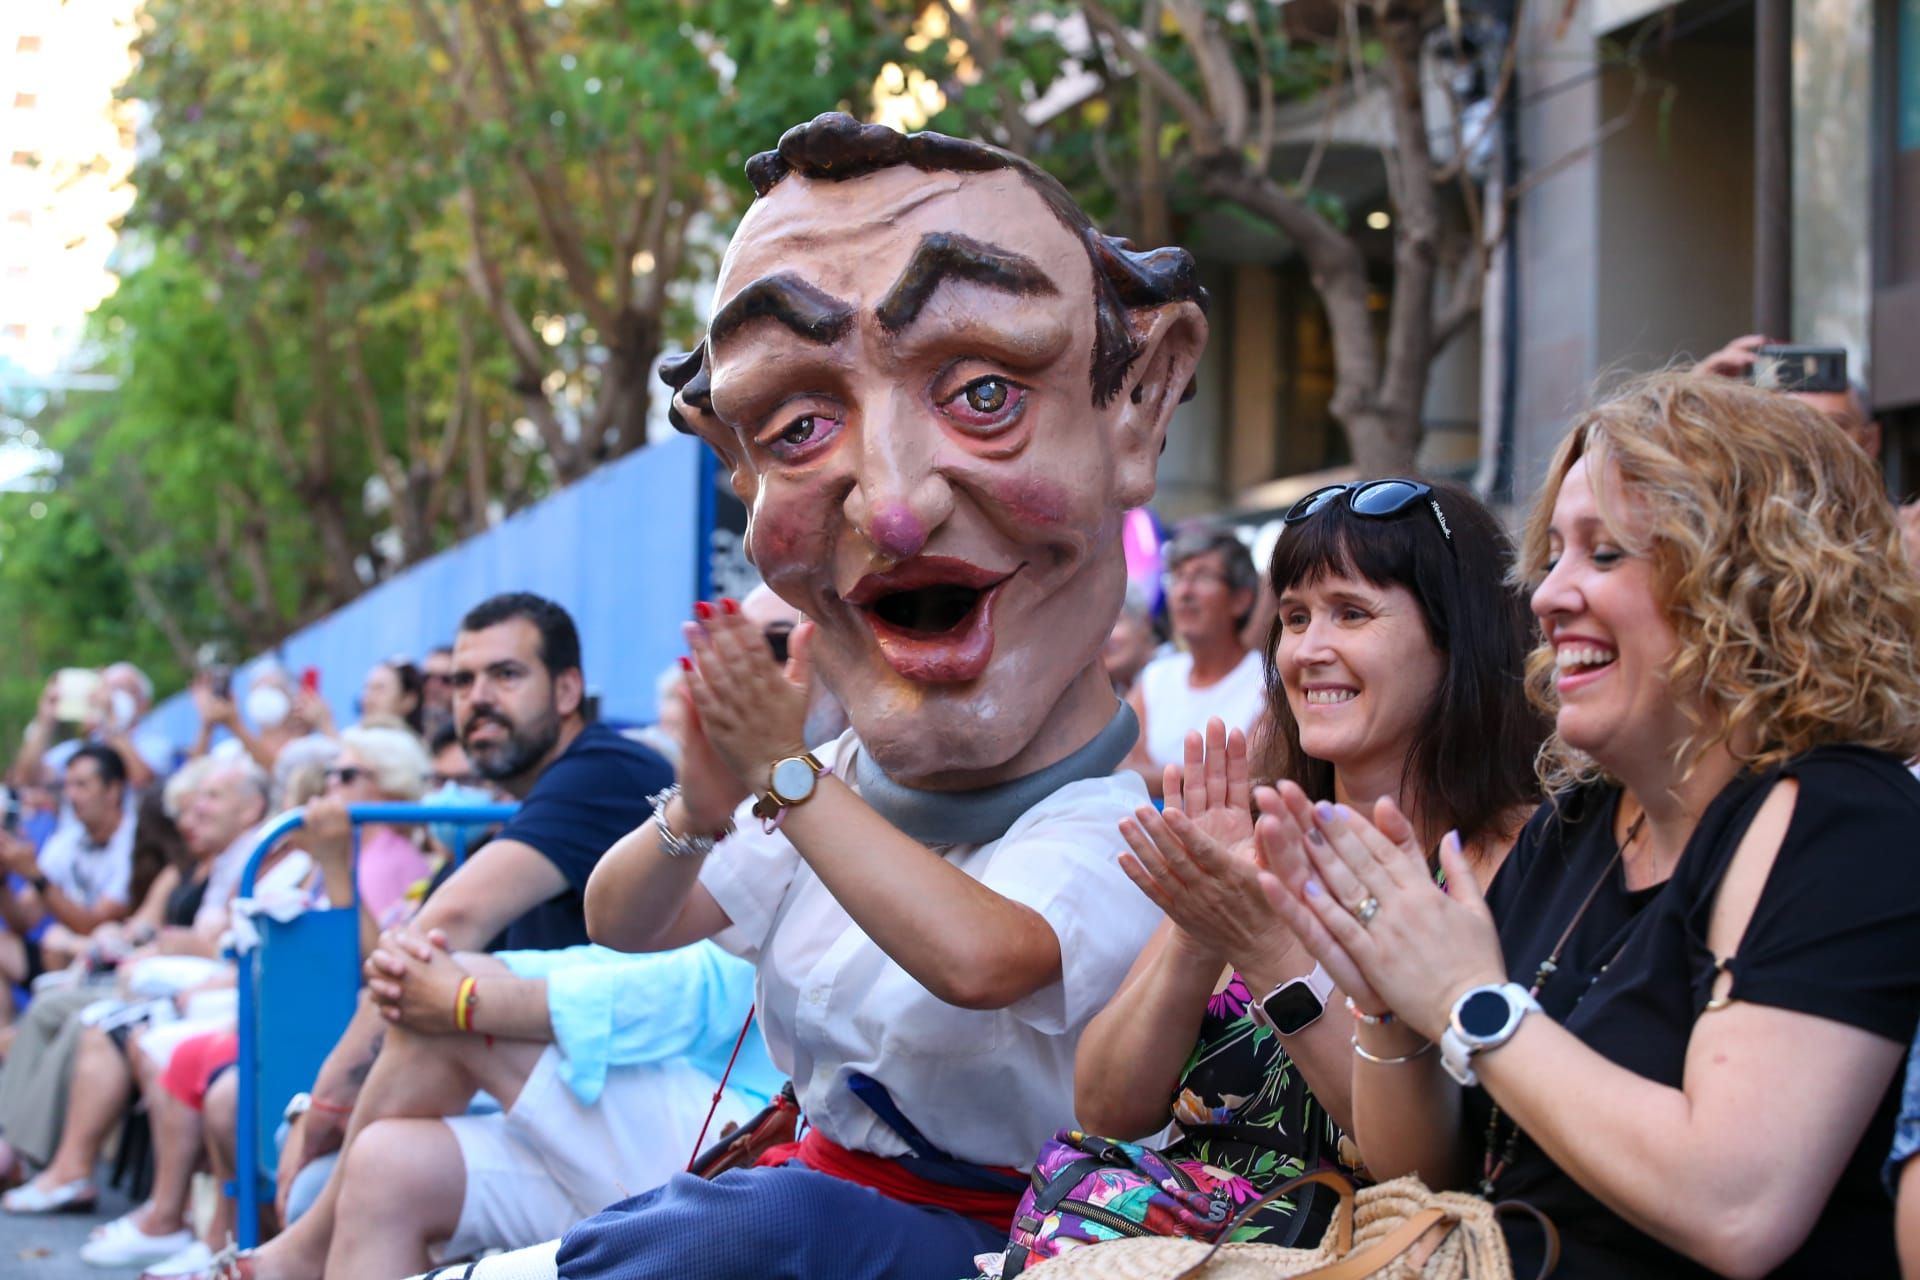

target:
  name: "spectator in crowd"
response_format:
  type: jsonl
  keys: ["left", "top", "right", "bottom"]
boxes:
{"left": 627, "top": 666, "right": 688, "bottom": 770}
{"left": 0, "top": 745, "right": 136, "bottom": 975}
{"left": 1074, "top": 480, "right": 1546, "bottom": 1244}
{"left": 529, "top": 111, "right": 1199, "bottom": 1280}
{"left": 191, "top": 668, "right": 313, "bottom": 773}
{"left": 300, "top": 725, "right": 435, "bottom": 938}
{"left": 216, "top": 593, "right": 670, "bottom": 1278}
{"left": 1101, "top": 585, "right": 1160, "bottom": 696}
{"left": 1262, "top": 372, "right": 1920, "bottom": 1277}
{"left": 360, "top": 657, "right": 427, "bottom": 736}
{"left": 0, "top": 757, "right": 269, "bottom": 1214}
{"left": 200, "top": 935, "right": 773, "bottom": 1278}
{"left": 1698, "top": 333, "right": 1881, "bottom": 454}
{"left": 15, "top": 663, "right": 172, "bottom": 792}
{"left": 74, "top": 729, "right": 433, "bottom": 1271}
{"left": 1698, "top": 334, "right": 1920, "bottom": 566}
{"left": 1121, "top": 527, "right": 1265, "bottom": 798}
{"left": 421, "top": 644, "right": 457, "bottom": 741}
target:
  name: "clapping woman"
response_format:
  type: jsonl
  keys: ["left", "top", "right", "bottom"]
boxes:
{"left": 1263, "top": 372, "right": 1920, "bottom": 1277}
{"left": 1075, "top": 480, "right": 1545, "bottom": 1241}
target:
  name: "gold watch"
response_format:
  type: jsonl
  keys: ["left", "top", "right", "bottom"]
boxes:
{"left": 751, "top": 751, "right": 828, "bottom": 828}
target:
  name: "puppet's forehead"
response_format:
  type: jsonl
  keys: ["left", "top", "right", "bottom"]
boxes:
{"left": 714, "top": 165, "right": 1093, "bottom": 311}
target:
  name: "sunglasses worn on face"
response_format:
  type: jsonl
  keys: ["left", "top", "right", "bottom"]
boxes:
{"left": 1283, "top": 479, "right": 1453, "bottom": 547}
{"left": 325, "top": 766, "right": 367, "bottom": 786}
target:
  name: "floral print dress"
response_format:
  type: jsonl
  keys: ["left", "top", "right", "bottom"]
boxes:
{"left": 1158, "top": 968, "right": 1365, "bottom": 1244}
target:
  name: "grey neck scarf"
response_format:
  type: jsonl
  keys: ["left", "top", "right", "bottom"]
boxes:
{"left": 849, "top": 702, "right": 1140, "bottom": 846}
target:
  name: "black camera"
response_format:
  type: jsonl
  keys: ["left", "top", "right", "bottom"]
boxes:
{"left": 1751, "top": 345, "right": 1849, "bottom": 395}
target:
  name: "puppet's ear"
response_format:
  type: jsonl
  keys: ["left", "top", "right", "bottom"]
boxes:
{"left": 663, "top": 342, "right": 757, "bottom": 509}
{"left": 1109, "top": 301, "right": 1207, "bottom": 511}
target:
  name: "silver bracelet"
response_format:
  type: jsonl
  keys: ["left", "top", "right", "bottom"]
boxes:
{"left": 1351, "top": 1034, "right": 1435, "bottom": 1066}
{"left": 648, "top": 784, "right": 734, "bottom": 859}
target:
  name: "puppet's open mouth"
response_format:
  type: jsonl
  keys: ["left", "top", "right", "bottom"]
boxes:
{"left": 844, "top": 559, "right": 1016, "bottom": 682}
{"left": 867, "top": 583, "right": 985, "bottom": 635}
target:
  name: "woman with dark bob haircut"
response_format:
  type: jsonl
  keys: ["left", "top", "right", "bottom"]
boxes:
{"left": 1076, "top": 478, "right": 1545, "bottom": 1244}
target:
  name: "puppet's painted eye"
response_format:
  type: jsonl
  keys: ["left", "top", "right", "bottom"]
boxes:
{"left": 764, "top": 411, "right": 845, "bottom": 462}
{"left": 938, "top": 376, "right": 1027, "bottom": 434}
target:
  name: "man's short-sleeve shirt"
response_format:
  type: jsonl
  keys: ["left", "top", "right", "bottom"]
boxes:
{"left": 497, "top": 722, "right": 672, "bottom": 951}
{"left": 35, "top": 809, "right": 136, "bottom": 908}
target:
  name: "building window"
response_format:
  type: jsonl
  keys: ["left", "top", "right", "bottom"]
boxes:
{"left": 15, "top": 35, "right": 42, "bottom": 54}
{"left": 2, "top": 324, "right": 28, "bottom": 341}
{"left": 9, "top": 152, "right": 33, "bottom": 167}
{"left": 13, "top": 93, "right": 36, "bottom": 111}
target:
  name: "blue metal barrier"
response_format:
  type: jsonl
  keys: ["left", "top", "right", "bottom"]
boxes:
{"left": 233, "top": 802, "right": 519, "bottom": 1246}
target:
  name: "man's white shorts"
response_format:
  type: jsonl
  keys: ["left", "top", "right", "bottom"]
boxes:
{"left": 436, "top": 1047, "right": 759, "bottom": 1261}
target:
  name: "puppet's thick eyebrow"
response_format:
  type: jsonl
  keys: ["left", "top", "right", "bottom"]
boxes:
{"left": 709, "top": 272, "right": 856, "bottom": 349}
{"left": 875, "top": 232, "right": 1060, "bottom": 335}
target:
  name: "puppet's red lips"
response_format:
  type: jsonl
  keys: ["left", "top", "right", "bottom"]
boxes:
{"left": 842, "top": 558, "right": 1016, "bottom": 683}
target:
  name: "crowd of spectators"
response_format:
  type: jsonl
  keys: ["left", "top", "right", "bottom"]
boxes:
{"left": 3, "top": 111, "right": 1920, "bottom": 1280}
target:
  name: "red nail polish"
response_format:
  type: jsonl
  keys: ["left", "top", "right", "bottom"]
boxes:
{"left": 694, "top": 601, "right": 713, "bottom": 620}
{"left": 678, "top": 656, "right": 693, "bottom": 672}
{"left": 722, "top": 597, "right": 740, "bottom": 615}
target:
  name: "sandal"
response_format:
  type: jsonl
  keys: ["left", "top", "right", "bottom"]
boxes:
{"left": 178, "top": 1241, "right": 259, "bottom": 1280}
{"left": 0, "top": 1175, "right": 97, "bottom": 1214}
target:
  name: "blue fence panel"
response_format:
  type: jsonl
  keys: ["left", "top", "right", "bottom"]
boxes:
{"left": 147, "top": 435, "right": 708, "bottom": 752}
{"left": 233, "top": 803, "right": 521, "bottom": 1247}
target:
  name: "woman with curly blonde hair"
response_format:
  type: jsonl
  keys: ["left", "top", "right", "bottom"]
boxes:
{"left": 1254, "top": 370, "right": 1920, "bottom": 1278}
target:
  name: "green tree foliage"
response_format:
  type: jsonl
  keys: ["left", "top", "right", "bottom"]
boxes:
{"left": 0, "top": 0, "right": 930, "bottom": 746}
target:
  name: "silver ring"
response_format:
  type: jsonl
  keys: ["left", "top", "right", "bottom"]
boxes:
{"left": 1351, "top": 896, "right": 1380, "bottom": 925}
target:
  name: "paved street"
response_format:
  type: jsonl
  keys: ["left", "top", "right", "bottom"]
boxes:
{"left": 1, "top": 1176, "right": 141, "bottom": 1280}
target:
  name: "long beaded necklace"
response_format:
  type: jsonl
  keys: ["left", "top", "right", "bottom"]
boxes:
{"left": 1477, "top": 808, "right": 1647, "bottom": 1197}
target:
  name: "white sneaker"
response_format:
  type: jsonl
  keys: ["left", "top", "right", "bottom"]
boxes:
{"left": 78, "top": 1214, "right": 196, "bottom": 1268}
{"left": 141, "top": 1240, "right": 217, "bottom": 1278}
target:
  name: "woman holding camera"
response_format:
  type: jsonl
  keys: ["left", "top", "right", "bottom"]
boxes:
{"left": 1263, "top": 372, "right": 1920, "bottom": 1277}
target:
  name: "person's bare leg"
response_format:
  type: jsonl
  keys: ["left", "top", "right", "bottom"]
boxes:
{"left": 323, "top": 1118, "right": 466, "bottom": 1278}
{"left": 239, "top": 960, "right": 542, "bottom": 1280}
{"left": 136, "top": 1074, "right": 203, "bottom": 1236}
{"left": 202, "top": 1069, "right": 240, "bottom": 1247}
{"left": 30, "top": 1024, "right": 130, "bottom": 1188}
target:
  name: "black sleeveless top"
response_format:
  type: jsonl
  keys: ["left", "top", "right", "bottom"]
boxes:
{"left": 164, "top": 868, "right": 210, "bottom": 928}
{"left": 1474, "top": 746, "right": 1920, "bottom": 1278}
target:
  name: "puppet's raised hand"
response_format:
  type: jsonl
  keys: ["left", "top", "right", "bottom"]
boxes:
{"left": 684, "top": 600, "right": 816, "bottom": 797}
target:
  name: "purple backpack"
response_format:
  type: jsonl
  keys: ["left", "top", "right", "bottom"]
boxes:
{"left": 1001, "top": 1130, "right": 1261, "bottom": 1276}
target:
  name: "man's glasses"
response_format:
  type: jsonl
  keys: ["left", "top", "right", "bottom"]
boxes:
{"left": 1283, "top": 479, "right": 1453, "bottom": 548}
{"left": 432, "top": 770, "right": 478, "bottom": 787}
{"left": 1160, "top": 567, "right": 1231, "bottom": 593}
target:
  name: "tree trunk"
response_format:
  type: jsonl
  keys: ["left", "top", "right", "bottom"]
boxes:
{"left": 598, "top": 308, "right": 659, "bottom": 461}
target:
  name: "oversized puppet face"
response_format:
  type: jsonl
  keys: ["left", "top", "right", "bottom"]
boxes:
{"left": 676, "top": 132, "right": 1206, "bottom": 786}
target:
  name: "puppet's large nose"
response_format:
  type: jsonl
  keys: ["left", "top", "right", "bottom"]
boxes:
{"left": 845, "top": 393, "right": 955, "bottom": 562}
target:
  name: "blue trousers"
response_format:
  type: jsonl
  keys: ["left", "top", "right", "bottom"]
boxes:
{"left": 557, "top": 1164, "right": 1005, "bottom": 1280}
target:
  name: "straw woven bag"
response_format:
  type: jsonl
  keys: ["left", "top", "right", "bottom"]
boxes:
{"left": 1025, "top": 1171, "right": 1558, "bottom": 1280}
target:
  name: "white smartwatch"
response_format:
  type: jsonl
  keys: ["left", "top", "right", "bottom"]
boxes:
{"left": 1439, "top": 982, "right": 1540, "bottom": 1087}
{"left": 1248, "top": 963, "right": 1335, "bottom": 1036}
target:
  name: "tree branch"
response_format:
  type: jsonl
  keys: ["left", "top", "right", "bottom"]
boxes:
{"left": 1078, "top": 0, "right": 1223, "bottom": 157}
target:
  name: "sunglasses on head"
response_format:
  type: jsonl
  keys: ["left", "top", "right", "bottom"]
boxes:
{"left": 1283, "top": 479, "right": 1453, "bottom": 548}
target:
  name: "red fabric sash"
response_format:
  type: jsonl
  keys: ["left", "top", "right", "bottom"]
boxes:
{"left": 754, "top": 1128, "right": 1023, "bottom": 1230}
